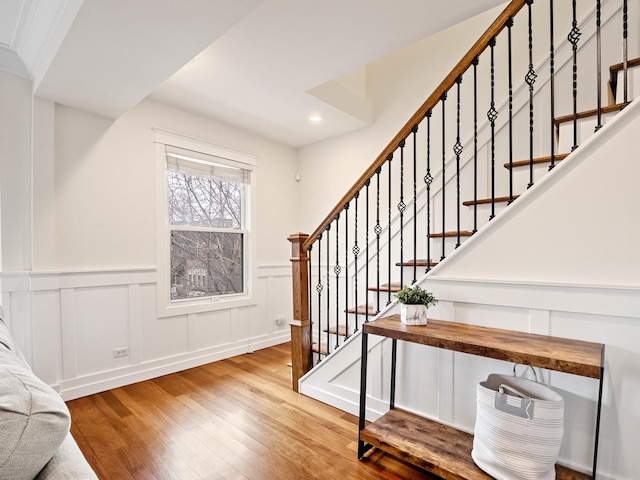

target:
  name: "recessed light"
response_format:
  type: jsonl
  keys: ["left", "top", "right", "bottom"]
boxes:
{"left": 309, "top": 115, "right": 323, "bottom": 123}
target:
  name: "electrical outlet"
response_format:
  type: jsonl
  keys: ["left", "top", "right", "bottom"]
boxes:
{"left": 273, "top": 317, "right": 286, "bottom": 326}
{"left": 113, "top": 347, "right": 129, "bottom": 358}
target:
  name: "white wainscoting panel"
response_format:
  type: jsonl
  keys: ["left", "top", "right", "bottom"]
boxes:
{"left": 0, "top": 265, "right": 292, "bottom": 400}
{"left": 299, "top": 280, "right": 640, "bottom": 480}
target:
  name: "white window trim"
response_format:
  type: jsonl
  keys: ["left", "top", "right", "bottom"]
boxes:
{"left": 154, "top": 128, "right": 258, "bottom": 318}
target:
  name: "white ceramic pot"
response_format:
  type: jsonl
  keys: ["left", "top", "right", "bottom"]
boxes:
{"left": 400, "top": 304, "right": 428, "bottom": 325}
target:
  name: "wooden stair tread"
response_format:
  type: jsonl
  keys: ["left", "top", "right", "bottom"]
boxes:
{"left": 609, "top": 56, "right": 640, "bottom": 76}
{"left": 462, "top": 195, "right": 519, "bottom": 206}
{"left": 504, "top": 152, "right": 570, "bottom": 169}
{"left": 312, "top": 342, "right": 328, "bottom": 355}
{"left": 368, "top": 282, "right": 402, "bottom": 293}
{"left": 323, "top": 325, "right": 349, "bottom": 336}
{"left": 396, "top": 259, "right": 438, "bottom": 267}
{"left": 346, "top": 304, "right": 377, "bottom": 316}
{"left": 554, "top": 102, "right": 629, "bottom": 126}
{"left": 428, "top": 230, "right": 474, "bottom": 238}
{"left": 609, "top": 57, "right": 640, "bottom": 103}
{"left": 361, "top": 408, "right": 590, "bottom": 480}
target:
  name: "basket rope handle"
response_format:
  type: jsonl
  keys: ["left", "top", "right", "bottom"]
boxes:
{"left": 513, "top": 363, "right": 538, "bottom": 382}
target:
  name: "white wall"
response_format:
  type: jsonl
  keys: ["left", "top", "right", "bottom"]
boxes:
{"left": 51, "top": 99, "right": 298, "bottom": 269}
{"left": 0, "top": 71, "right": 32, "bottom": 272}
{"left": 1, "top": 83, "right": 299, "bottom": 399}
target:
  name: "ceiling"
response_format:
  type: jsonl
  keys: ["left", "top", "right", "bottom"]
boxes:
{"left": 0, "top": 0, "right": 507, "bottom": 148}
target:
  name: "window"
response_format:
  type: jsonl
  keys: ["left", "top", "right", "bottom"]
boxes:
{"left": 155, "top": 130, "right": 256, "bottom": 316}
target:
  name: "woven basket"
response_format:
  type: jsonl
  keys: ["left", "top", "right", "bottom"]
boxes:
{"left": 472, "top": 371, "right": 564, "bottom": 480}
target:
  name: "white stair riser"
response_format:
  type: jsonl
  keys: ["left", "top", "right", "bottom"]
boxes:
{"left": 509, "top": 162, "right": 562, "bottom": 193}
{"left": 614, "top": 67, "right": 640, "bottom": 103}
{"left": 464, "top": 202, "right": 509, "bottom": 232}
{"left": 557, "top": 110, "right": 619, "bottom": 152}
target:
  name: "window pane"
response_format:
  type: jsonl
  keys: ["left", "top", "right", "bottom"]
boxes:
{"left": 170, "top": 230, "right": 244, "bottom": 300}
{"left": 167, "top": 170, "right": 242, "bottom": 228}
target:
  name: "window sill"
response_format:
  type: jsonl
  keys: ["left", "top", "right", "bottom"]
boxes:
{"left": 157, "top": 293, "right": 256, "bottom": 318}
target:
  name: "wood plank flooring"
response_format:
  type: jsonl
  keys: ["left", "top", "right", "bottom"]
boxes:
{"left": 67, "top": 343, "right": 437, "bottom": 480}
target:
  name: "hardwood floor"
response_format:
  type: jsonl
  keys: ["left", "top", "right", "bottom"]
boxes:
{"left": 67, "top": 343, "right": 437, "bottom": 480}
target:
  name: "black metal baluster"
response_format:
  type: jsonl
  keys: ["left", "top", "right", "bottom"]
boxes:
{"left": 364, "top": 179, "right": 371, "bottom": 323}
{"left": 365, "top": 179, "right": 371, "bottom": 322}
{"left": 425, "top": 110, "right": 433, "bottom": 272}
{"left": 412, "top": 125, "right": 418, "bottom": 284}
{"left": 549, "top": 0, "right": 556, "bottom": 170}
{"left": 441, "top": 93, "right": 447, "bottom": 261}
{"left": 334, "top": 214, "right": 340, "bottom": 349}
{"left": 387, "top": 153, "right": 393, "bottom": 305}
{"left": 623, "top": 0, "right": 628, "bottom": 104}
{"left": 507, "top": 18, "right": 514, "bottom": 204}
{"left": 316, "top": 235, "right": 323, "bottom": 363}
{"left": 596, "top": 0, "right": 603, "bottom": 131}
{"left": 325, "top": 224, "right": 331, "bottom": 355}
{"left": 473, "top": 57, "right": 479, "bottom": 233}
{"left": 526, "top": 0, "right": 537, "bottom": 188}
{"left": 398, "top": 140, "right": 406, "bottom": 289}
{"left": 375, "top": 167, "right": 382, "bottom": 314}
{"left": 353, "top": 192, "right": 360, "bottom": 332}
{"left": 568, "top": 0, "right": 581, "bottom": 151}
{"left": 344, "top": 203, "right": 349, "bottom": 339}
{"left": 488, "top": 37, "right": 498, "bottom": 220}
{"left": 454, "top": 75, "right": 463, "bottom": 247}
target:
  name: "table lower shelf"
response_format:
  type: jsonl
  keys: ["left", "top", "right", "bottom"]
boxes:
{"left": 359, "top": 408, "right": 589, "bottom": 480}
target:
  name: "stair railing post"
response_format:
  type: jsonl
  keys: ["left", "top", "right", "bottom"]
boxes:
{"left": 288, "top": 232, "right": 311, "bottom": 392}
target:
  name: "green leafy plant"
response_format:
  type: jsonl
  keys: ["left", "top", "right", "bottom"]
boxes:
{"left": 395, "top": 284, "right": 437, "bottom": 307}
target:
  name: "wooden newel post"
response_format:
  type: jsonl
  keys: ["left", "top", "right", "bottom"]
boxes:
{"left": 288, "top": 232, "right": 311, "bottom": 392}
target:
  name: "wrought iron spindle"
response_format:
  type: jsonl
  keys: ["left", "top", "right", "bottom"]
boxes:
{"left": 549, "top": 0, "right": 556, "bottom": 170}
{"left": 526, "top": 0, "right": 537, "bottom": 188}
{"left": 316, "top": 235, "right": 323, "bottom": 363}
{"left": 375, "top": 167, "right": 382, "bottom": 313}
{"left": 353, "top": 192, "right": 360, "bottom": 332}
{"left": 569, "top": 0, "right": 581, "bottom": 151}
{"left": 488, "top": 37, "right": 498, "bottom": 220}
{"left": 473, "top": 57, "right": 479, "bottom": 233}
{"left": 425, "top": 110, "right": 433, "bottom": 272}
{"left": 454, "top": 75, "right": 463, "bottom": 247}
{"left": 387, "top": 153, "right": 393, "bottom": 305}
{"left": 623, "top": 0, "right": 628, "bottom": 104}
{"left": 412, "top": 125, "right": 418, "bottom": 284}
{"left": 365, "top": 179, "right": 371, "bottom": 322}
{"left": 596, "top": 0, "right": 602, "bottom": 131}
{"left": 334, "top": 214, "right": 340, "bottom": 349}
{"left": 325, "top": 224, "right": 331, "bottom": 355}
{"left": 507, "top": 18, "right": 514, "bottom": 203}
{"left": 441, "top": 93, "right": 447, "bottom": 261}
{"left": 344, "top": 203, "right": 349, "bottom": 339}
{"left": 398, "top": 140, "right": 406, "bottom": 288}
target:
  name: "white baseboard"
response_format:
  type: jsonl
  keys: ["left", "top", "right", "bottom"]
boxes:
{"left": 60, "top": 330, "right": 290, "bottom": 400}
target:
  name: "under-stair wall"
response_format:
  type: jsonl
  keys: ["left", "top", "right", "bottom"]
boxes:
{"left": 300, "top": 99, "right": 640, "bottom": 479}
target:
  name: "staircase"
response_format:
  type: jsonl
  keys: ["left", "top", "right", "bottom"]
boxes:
{"left": 288, "top": 0, "right": 639, "bottom": 391}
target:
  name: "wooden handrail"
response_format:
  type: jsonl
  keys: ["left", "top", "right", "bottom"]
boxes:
{"left": 302, "top": 0, "right": 526, "bottom": 252}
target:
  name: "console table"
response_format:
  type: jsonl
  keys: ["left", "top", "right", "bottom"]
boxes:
{"left": 357, "top": 315, "right": 605, "bottom": 479}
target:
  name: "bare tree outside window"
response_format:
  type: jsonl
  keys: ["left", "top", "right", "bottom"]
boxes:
{"left": 167, "top": 167, "right": 246, "bottom": 300}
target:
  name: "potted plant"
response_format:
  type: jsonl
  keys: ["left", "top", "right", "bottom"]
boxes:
{"left": 395, "top": 284, "right": 437, "bottom": 325}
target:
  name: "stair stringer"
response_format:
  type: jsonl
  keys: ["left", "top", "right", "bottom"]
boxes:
{"left": 429, "top": 96, "right": 640, "bottom": 286}
{"left": 299, "top": 329, "right": 389, "bottom": 421}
